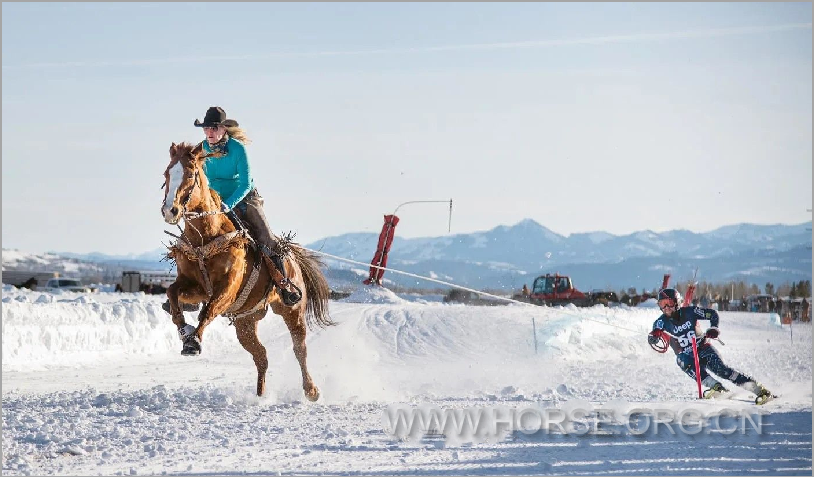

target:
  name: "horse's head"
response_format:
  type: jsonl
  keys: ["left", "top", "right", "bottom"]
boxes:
{"left": 161, "top": 142, "right": 206, "bottom": 224}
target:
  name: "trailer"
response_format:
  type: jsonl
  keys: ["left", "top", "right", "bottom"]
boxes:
{"left": 1, "top": 270, "right": 60, "bottom": 289}
{"left": 121, "top": 270, "right": 177, "bottom": 293}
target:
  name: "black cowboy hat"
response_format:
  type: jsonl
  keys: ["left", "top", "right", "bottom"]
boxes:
{"left": 194, "top": 106, "right": 239, "bottom": 128}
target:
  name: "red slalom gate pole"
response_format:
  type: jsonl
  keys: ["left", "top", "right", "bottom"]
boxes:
{"left": 692, "top": 335, "right": 702, "bottom": 399}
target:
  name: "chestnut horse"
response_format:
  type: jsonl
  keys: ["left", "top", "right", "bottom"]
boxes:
{"left": 160, "top": 142, "right": 333, "bottom": 400}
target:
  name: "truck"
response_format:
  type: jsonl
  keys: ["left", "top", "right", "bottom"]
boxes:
{"left": 40, "top": 277, "right": 96, "bottom": 293}
{"left": 513, "top": 273, "right": 601, "bottom": 307}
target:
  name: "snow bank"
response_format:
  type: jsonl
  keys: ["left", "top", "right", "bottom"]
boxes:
{"left": 2, "top": 286, "right": 807, "bottom": 407}
{"left": 637, "top": 298, "right": 659, "bottom": 308}
{"left": 341, "top": 285, "right": 408, "bottom": 304}
{"left": 1, "top": 288, "right": 238, "bottom": 371}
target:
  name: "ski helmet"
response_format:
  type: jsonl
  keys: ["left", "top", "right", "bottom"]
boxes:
{"left": 657, "top": 288, "right": 681, "bottom": 311}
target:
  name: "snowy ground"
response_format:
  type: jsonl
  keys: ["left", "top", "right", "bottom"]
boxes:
{"left": 2, "top": 285, "right": 811, "bottom": 475}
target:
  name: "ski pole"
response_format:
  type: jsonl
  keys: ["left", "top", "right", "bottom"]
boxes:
{"left": 691, "top": 335, "right": 702, "bottom": 399}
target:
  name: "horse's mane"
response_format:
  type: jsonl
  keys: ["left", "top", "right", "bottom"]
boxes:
{"left": 175, "top": 142, "right": 197, "bottom": 154}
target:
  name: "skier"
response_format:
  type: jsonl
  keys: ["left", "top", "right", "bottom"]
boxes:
{"left": 648, "top": 288, "right": 776, "bottom": 404}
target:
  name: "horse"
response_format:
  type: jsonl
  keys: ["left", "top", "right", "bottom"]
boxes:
{"left": 19, "top": 277, "right": 38, "bottom": 290}
{"left": 160, "top": 141, "right": 334, "bottom": 400}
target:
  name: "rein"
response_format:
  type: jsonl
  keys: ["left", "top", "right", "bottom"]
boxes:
{"left": 185, "top": 209, "right": 224, "bottom": 220}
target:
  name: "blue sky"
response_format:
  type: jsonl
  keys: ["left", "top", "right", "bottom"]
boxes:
{"left": 2, "top": 3, "right": 812, "bottom": 255}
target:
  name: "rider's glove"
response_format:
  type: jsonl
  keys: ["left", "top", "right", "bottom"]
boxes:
{"left": 705, "top": 327, "right": 720, "bottom": 339}
{"left": 648, "top": 329, "right": 665, "bottom": 345}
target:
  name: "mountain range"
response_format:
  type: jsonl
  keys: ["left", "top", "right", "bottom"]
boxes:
{"left": 304, "top": 219, "right": 812, "bottom": 291}
{"left": 3, "top": 219, "right": 811, "bottom": 292}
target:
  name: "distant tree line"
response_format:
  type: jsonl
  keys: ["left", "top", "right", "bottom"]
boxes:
{"left": 379, "top": 280, "right": 814, "bottom": 301}
{"left": 623, "top": 279, "right": 812, "bottom": 300}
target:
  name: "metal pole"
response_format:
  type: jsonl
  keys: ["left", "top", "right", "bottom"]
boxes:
{"left": 532, "top": 316, "right": 538, "bottom": 354}
{"left": 448, "top": 199, "right": 453, "bottom": 233}
{"left": 393, "top": 200, "right": 452, "bottom": 216}
{"left": 365, "top": 199, "right": 453, "bottom": 285}
{"left": 392, "top": 200, "right": 454, "bottom": 234}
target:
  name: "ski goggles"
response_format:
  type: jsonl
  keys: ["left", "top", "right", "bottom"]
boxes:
{"left": 658, "top": 300, "right": 676, "bottom": 312}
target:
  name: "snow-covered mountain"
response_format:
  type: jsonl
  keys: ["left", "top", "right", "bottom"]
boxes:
{"left": 4, "top": 219, "right": 810, "bottom": 291}
{"left": 309, "top": 220, "right": 811, "bottom": 268}
{"left": 306, "top": 220, "right": 812, "bottom": 290}
{"left": 1, "top": 250, "right": 106, "bottom": 277}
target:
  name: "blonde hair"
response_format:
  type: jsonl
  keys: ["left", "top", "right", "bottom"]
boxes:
{"left": 225, "top": 126, "right": 251, "bottom": 145}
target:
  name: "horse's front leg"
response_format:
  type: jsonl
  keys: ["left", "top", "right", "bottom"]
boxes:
{"left": 166, "top": 278, "right": 207, "bottom": 331}
{"left": 183, "top": 268, "right": 243, "bottom": 356}
{"left": 168, "top": 279, "right": 208, "bottom": 355}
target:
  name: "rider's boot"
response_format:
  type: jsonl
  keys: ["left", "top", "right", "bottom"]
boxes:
{"left": 260, "top": 244, "right": 302, "bottom": 306}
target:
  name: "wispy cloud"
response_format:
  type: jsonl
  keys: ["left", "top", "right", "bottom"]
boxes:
{"left": 4, "top": 23, "right": 811, "bottom": 70}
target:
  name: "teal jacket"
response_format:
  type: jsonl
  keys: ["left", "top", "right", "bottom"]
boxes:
{"left": 201, "top": 137, "right": 254, "bottom": 210}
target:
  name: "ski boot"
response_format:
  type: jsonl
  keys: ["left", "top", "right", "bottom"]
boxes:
{"left": 754, "top": 385, "right": 776, "bottom": 405}
{"left": 703, "top": 382, "right": 729, "bottom": 399}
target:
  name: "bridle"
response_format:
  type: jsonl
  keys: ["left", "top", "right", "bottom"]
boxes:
{"left": 178, "top": 169, "right": 200, "bottom": 217}
{"left": 161, "top": 153, "right": 225, "bottom": 222}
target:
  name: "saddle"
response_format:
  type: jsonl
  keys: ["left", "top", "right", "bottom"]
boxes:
{"left": 223, "top": 209, "right": 302, "bottom": 306}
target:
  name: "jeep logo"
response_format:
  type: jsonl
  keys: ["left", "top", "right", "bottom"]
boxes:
{"left": 673, "top": 321, "right": 692, "bottom": 332}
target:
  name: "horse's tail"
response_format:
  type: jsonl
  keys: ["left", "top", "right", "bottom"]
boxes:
{"left": 290, "top": 245, "right": 335, "bottom": 330}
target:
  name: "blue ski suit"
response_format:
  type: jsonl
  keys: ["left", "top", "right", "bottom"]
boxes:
{"left": 651, "top": 306, "right": 756, "bottom": 387}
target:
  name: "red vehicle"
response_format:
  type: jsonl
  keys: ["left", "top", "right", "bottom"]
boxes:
{"left": 518, "top": 273, "right": 593, "bottom": 307}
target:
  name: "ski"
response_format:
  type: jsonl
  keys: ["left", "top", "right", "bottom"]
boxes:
{"left": 703, "top": 389, "right": 734, "bottom": 400}
{"left": 755, "top": 393, "right": 779, "bottom": 406}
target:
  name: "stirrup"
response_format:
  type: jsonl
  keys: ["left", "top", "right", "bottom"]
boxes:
{"left": 278, "top": 278, "right": 302, "bottom": 306}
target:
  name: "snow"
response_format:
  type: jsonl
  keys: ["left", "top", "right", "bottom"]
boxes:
{"left": 2, "top": 286, "right": 811, "bottom": 475}
{"left": 637, "top": 298, "right": 660, "bottom": 308}
{"left": 340, "top": 285, "right": 408, "bottom": 304}
{"left": 2, "top": 249, "right": 104, "bottom": 276}
{"left": 471, "top": 235, "right": 489, "bottom": 248}
{"left": 2, "top": 250, "right": 59, "bottom": 266}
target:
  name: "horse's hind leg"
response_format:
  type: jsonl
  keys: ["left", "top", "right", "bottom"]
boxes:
{"left": 281, "top": 309, "right": 319, "bottom": 402}
{"left": 234, "top": 315, "right": 268, "bottom": 397}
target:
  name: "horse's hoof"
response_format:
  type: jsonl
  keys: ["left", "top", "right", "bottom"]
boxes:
{"left": 305, "top": 387, "right": 320, "bottom": 402}
{"left": 181, "top": 336, "right": 201, "bottom": 356}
